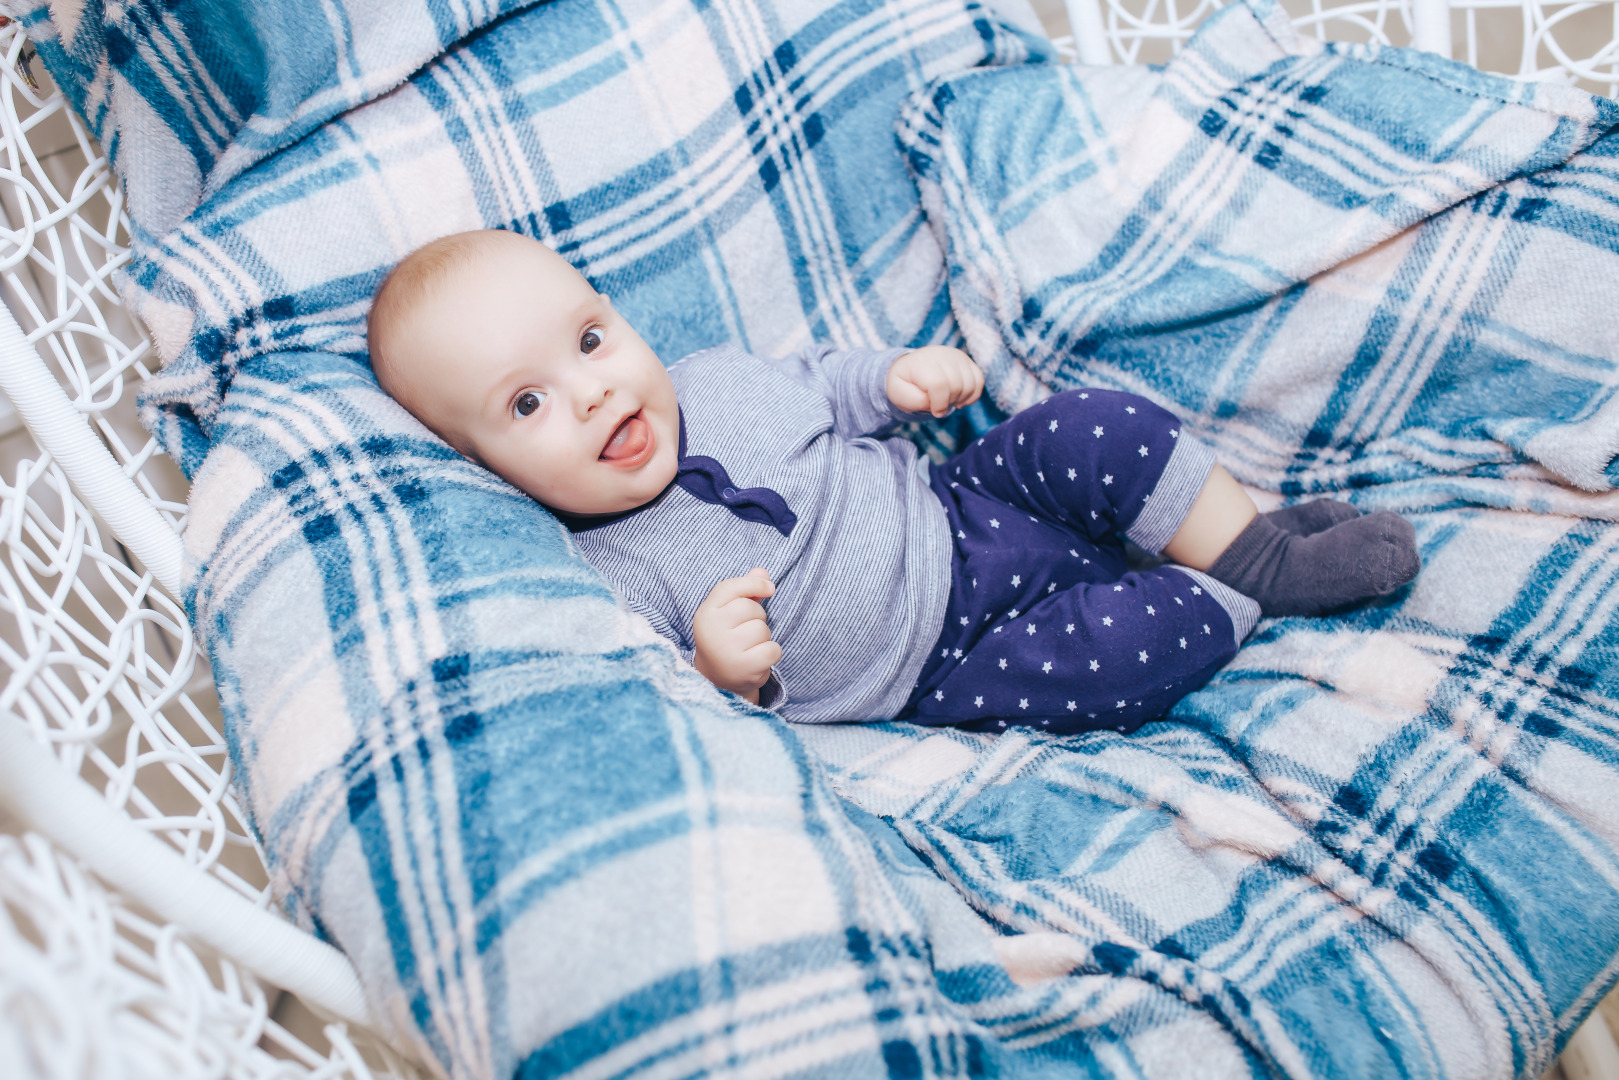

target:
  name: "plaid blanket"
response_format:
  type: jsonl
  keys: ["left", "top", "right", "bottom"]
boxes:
{"left": 11, "top": 0, "right": 1619, "bottom": 1074}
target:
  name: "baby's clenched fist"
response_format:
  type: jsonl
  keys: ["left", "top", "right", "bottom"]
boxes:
{"left": 692, "top": 567, "right": 782, "bottom": 704}
{"left": 886, "top": 345, "right": 984, "bottom": 418}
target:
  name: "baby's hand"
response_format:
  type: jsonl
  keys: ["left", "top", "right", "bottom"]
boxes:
{"left": 886, "top": 346, "right": 984, "bottom": 418}
{"left": 693, "top": 568, "right": 782, "bottom": 704}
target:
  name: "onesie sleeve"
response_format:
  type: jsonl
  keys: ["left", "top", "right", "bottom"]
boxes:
{"left": 756, "top": 344, "right": 920, "bottom": 439}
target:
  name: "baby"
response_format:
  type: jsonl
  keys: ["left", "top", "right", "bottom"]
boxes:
{"left": 367, "top": 230, "right": 1420, "bottom": 733}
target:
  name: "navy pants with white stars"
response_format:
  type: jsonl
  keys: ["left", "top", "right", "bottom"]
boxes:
{"left": 904, "top": 389, "right": 1257, "bottom": 736}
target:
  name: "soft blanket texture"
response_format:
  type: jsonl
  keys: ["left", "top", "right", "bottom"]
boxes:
{"left": 10, "top": 0, "right": 1619, "bottom": 1075}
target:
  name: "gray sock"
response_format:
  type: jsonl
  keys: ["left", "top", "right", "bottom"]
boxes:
{"left": 1264, "top": 499, "right": 1361, "bottom": 536}
{"left": 1208, "top": 511, "right": 1421, "bottom": 617}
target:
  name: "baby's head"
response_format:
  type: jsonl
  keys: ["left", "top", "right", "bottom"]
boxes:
{"left": 367, "top": 229, "right": 679, "bottom": 515}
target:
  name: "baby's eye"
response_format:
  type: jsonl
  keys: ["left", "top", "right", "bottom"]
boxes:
{"left": 514, "top": 390, "right": 545, "bottom": 418}
{"left": 580, "top": 328, "right": 603, "bottom": 354}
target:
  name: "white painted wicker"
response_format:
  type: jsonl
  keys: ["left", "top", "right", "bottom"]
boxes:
{"left": 0, "top": 4, "right": 1612, "bottom": 1077}
{"left": 0, "top": 20, "right": 416, "bottom": 1079}
{"left": 1058, "top": 0, "right": 1618, "bottom": 94}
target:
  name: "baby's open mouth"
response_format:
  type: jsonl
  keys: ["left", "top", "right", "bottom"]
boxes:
{"left": 600, "top": 410, "right": 652, "bottom": 465}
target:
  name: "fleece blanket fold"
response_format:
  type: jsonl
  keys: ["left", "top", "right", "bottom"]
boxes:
{"left": 10, "top": 0, "right": 1619, "bottom": 1075}
{"left": 900, "top": 0, "right": 1619, "bottom": 511}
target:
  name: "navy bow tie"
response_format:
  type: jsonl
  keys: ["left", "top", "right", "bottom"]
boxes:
{"left": 555, "top": 411, "right": 797, "bottom": 537}
{"left": 672, "top": 412, "right": 797, "bottom": 537}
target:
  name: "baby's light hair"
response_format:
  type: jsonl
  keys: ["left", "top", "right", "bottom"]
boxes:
{"left": 367, "top": 230, "right": 509, "bottom": 402}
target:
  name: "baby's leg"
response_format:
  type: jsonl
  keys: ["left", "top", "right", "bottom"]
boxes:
{"left": 939, "top": 389, "right": 1218, "bottom": 555}
{"left": 910, "top": 478, "right": 1258, "bottom": 733}
{"left": 910, "top": 552, "right": 1252, "bottom": 735}
{"left": 948, "top": 390, "right": 1418, "bottom": 617}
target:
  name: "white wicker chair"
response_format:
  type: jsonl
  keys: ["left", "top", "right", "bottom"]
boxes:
{"left": 0, "top": 3, "right": 1613, "bottom": 1076}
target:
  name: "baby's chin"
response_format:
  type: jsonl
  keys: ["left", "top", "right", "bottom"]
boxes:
{"left": 532, "top": 454, "right": 678, "bottom": 517}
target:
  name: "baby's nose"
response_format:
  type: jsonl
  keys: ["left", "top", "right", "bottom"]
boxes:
{"left": 578, "top": 381, "right": 612, "bottom": 414}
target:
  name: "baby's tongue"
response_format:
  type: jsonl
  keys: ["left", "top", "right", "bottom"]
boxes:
{"left": 601, "top": 413, "right": 649, "bottom": 461}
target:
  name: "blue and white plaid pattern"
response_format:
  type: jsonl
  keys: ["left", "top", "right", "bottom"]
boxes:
{"left": 12, "top": 0, "right": 1619, "bottom": 1074}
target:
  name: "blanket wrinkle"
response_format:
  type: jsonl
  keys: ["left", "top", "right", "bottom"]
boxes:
{"left": 0, "top": 0, "right": 550, "bottom": 244}
{"left": 899, "top": 0, "right": 1619, "bottom": 512}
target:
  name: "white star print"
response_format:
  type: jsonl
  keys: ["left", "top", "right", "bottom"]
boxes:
{"left": 1102, "top": 474, "right": 1113, "bottom": 485}
{"left": 989, "top": 518, "right": 1000, "bottom": 528}
{"left": 941, "top": 648, "right": 949, "bottom": 658}
{"left": 1067, "top": 469, "right": 1077, "bottom": 480}
{"left": 1089, "top": 659, "right": 1099, "bottom": 671}
{"left": 1179, "top": 637, "right": 1187, "bottom": 648}
{"left": 1204, "top": 624, "right": 1211, "bottom": 634}
{"left": 1025, "top": 623, "right": 1037, "bottom": 636}
{"left": 1036, "top": 471, "right": 1044, "bottom": 482}
{"left": 1011, "top": 575, "right": 1021, "bottom": 587}
{"left": 934, "top": 690, "right": 944, "bottom": 701}
{"left": 961, "top": 616, "right": 970, "bottom": 626}
{"left": 1067, "top": 623, "right": 1075, "bottom": 633}
{"left": 1101, "top": 616, "right": 1113, "bottom": 627}
{"left": 998, "top": 720, "right": 1007, "bottom": 727}
{"left": 1126, "top": 406, "right": 1136, "bottom": 414}
{"left": 1047, "top": 583, "right": 1056, "bottom": 593}
{"left": 974, "top": 696, "right": 983, "bottom": 707}
{"left": 1079, "top": 392, "right": 1089, "bottom": 399}
{"left": 1138, "top": 445, "right": 1149, "bottom": 457}
{"left": 1017, "top": 433, "right": 1024, "bottom": 445}
{"left": 957, "top": 530, "right": 965, "bottom": 539}
{"left": 1191, "top": 586, "right": 1202, "bottom": 596}
{"left": 1146, "top": 605, "right": 1155, "bottom": 615}
{"left": 1091, "top": 510, "right": 1099, "bottom": 519}
{"left": 1019, "top": 698, "right": 1029, "bottom": 710}
{"left": 1049, "top": 420, "right": 1059, "bottom": 432}
{"left": 993, "top": 626, "right": 1002, "bottom": 634}
{"left": 1069, "top": 549, "right": 1079, "bottom": 557}
{"left": 1021, "top": 485, "right": 1029, "bottom": 494}
{"left": 1067, "top": 701, "right": 1077, "bottom": 711}
{"left": 1113, "top": 584, "right": 1124, "bottom": 592}
{"left": 1042, "top": 661, "right": 1052, "bottom": 673}
{"left": 972, "top": 475, "right": 981, "bottom": 485}
{"left": 1117, "top": 700, "right": 1127, "bottom": 709}
{"left": 1138, "top": 650, "right": 1149, "bottom": 663}
{"left": 952, "top": 648, "right": 963, "bottom": 658}
{"left": 1170, "top": 429, "right": 1179, "bottom": 439}
{"left": 1009, "top": 608, "right": 1020, "bottom": 618}
{"left": 1174, "top": 597, "right": 1183, "bottom": 606}
{"left": 1093, "top": 426, "right": 1104, "bottom": 438}
{"left": 995, "top": 454, "right": 1003, "bottom": 465}
{"left": 998, "top": 658, "right": 1008, "bottom": 669}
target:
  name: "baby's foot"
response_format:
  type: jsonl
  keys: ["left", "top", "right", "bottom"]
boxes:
{"left": 1208, "top": 511, "right": 1420, "bottom": 617}
{"left": 1263, "top": 498, "right": 1360, "bottom": 536}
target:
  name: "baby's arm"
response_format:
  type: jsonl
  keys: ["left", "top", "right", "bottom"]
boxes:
{"left": 692, "top": 568, "right": 782, "bottom": 704}
{"left": 761, "top": 343, "right": 981, "bottom": 437}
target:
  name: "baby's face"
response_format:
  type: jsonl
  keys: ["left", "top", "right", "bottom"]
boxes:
{"left": 384, "top": 236, "right": 679, "bottom": 516}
